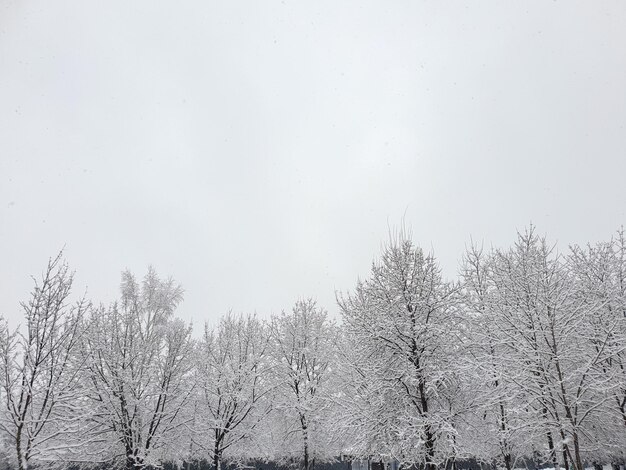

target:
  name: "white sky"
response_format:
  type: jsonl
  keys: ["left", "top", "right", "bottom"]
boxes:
{"left": 1, "top": 1, "right": 625, "bottom": 331}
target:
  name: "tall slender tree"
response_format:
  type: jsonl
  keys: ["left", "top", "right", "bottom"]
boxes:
{"left": 461, "top": 242, "right": 532, "bottom": 470}
{"left": 270, "top": 299, "right": 335, "bottom": 470}
{"left": 197, "top": 313, "right": 272, "bottom": 470}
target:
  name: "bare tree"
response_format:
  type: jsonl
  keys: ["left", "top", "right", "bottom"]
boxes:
{"left": 270, "top": 299, "right": 335, "bottom": 470}
{"left": 569, "top": 230, "right": 626, "bottom": 461}
{"left": 0, "top": 253, "right": 87, "bottom": 470}
{"left": 338, "top": 232, "right": 459, "bottom": 469}
{"left": 483, "top": 227, "right": 616, "bottom": 470}
{"left": 461, "top": 242, "right": 533, "bottom": 470}
{"left": 79, "top": 268, "right": 194, "bottom": 470}
{"left": 196, "top": 313, "right": 272, "bottom": 470}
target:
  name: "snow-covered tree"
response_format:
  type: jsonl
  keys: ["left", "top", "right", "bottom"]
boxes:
{"left": 0, "top": 253, "right": 87, "bottom": 470}
{"left": 79, "top": 268, "right": 194, "bottom": 470}
{"left": 485, "top": 227, "right": 614, "bottom": 470}
{"left": 338, "top": 231, "right": 459, "bottom": 469}
{"left": 568, "top": 230, "right": 626, "bottom": 462}
{"left": 196, "top": 313, "right": 273, "bottom": 470}
{"left": 460, "top": 242, "right": 532, "bottom": 469}
{"left": 270, "top": 299, "right": 337, "bottom": 470}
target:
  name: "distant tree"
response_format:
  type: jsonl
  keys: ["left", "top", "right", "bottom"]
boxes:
{"left": 270, "top": 299, "right": 336, "bottom": 470}
{"left": 0, "top": 253, "right": 87, "bottom": 470}
{"left": 196, "top": 313, "right": 272, "bottom": 470}
{"left": 79, "top": 268, "right": 194, "bottom": 470}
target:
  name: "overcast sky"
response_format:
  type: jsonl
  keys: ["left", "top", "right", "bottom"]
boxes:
{"left": 1, "top": 1, "right": 625, "bottom": 330}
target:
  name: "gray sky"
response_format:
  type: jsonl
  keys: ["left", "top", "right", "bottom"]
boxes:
{"left": 1, "top": 1, "right": 625, "bottom": 331}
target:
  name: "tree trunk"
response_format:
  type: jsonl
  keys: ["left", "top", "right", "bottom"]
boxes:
{"left": 16, "top": 426, "right": 27, "bottom": 470}
{"left": 214, "top": 450, "right": 222, "bottom": 470}
{"left": 572, "top": 432, "right": 583, "bottom": 470}
{"left": 546, "top": 428, "right": 559, "bottom": 470}
{"left": 126, "top": 458, "right": 142, "bottom": 470}
{"left": 417, "top": 368, "right": 435, "bottom": 470}
{"left": 499, "top": 401, "right": 511, "bottom": 470}
{"left": 561, "top": 447, "right": 570, "bottom": 470}
{"left": 502, "top": 453, "right": 512, "bottom": 470}
{"left": 301, "top": 413, "right": 310, "bottom": 470}
{"left": 424, "top": 426, "right": 436, "bottom": 470}
{"left": 214, "top": 437, "right": 222, "bottom": 470}
{"left": 126, "top": 450, "right": 144, "bottom": 470}
{"left": 556, "top": 428, "right": 570, "bottom": 470}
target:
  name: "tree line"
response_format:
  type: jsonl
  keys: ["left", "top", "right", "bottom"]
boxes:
{"left": 1, "top": 226, "right": 625, "bottom": 470}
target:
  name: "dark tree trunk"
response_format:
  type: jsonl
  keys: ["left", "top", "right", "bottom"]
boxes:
{"left": 16, "top": 425, "right": 26, "bottom": 470}
{"left": 499, "top": 401, "right": 511, "bottom": 470}
{"left": 546, "top": 428, "right": 559, "bottom": 470}
{"left": 561, "top": 447, "right": 570, "bottom": 470}
{"left": 214, "top": 427, "right": 223, "bottom": 470}
{"left": 417, "top": 368, "right": 435, "bottom": 470}
{"left": 214, "top": 449, "right": 222, "bottom": 470}
{"left": 557, "top": 428, "right": 570, "bottom": 470}
{"left": 424, "top": 426, "right": 436, "bottom": 470}
{"left": 125, "top": 449, "right": 144, "bottom": 470}
{"left": 502, "top": 453, "right": 512, "bottom": 470}
{"left": 301, "top": 413, "right": 310, "bottom": 470}
{"left": 572, "top": 433, "right": 583, "bottom": 470}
